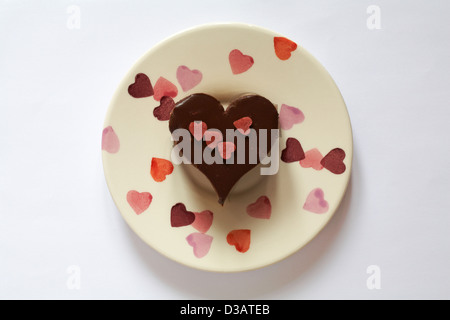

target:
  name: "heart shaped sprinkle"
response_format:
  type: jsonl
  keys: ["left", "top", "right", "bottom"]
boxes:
{"left": 153, "top": 96, "right": 175, "bottom": 121}
{"left": 204, "top": 129, "right": 222, "bottom": 149}
{"left": 281, "top": 137, "right": 305, "bottom": 163}
{"left": 128, "top": 73, "right": 154, "bottom": 98}
{"left": 170, "top": 203, "right": 196, "bottom": 227}
{"left": 300, "top": 148, "right": 324, "bottom": 170}
{"left": 233, "top": 116, "right": 253, "bottom": 135}
{"left": 229, "top": 49, "right": 254, "bottom": 74}
{"left": 127, "top": 191, "right": 153, "bottom": 215}
{"left": 279, "top": 104, "right": 304, "bottom": 130}
{"left": 186, "top": 233, "right": 213, "bottom": 258}
{"left": 321, "top": 148, "right": 346, "bottom": 174}
{"left": 218, "top": 141, "right": 236, "bottom": 160}
{"left": 274, "top": 37, "right": 298, "bottom": 60}
{"left": 246, "top": 196, "right": 271, "bottom": 219}
{"left": 227, "top": 229, "right": 251, "bottom": 253}
{"left": 303, "top": 188, "right": 329, "bottom": 214}
{"left": 150, "top": 157, "right": 174, "bottom": 182}
{"left": 153, "top": 77, "right": 178, "bottom": 101}
{"left": 189, "top": 121, "right": 208, "bottom": 141}
{"left": 176, "top": 65, "right": 203, "bottom": 92}
{"left": 102, "top": 126, "right": 120, "bottom": 154}
{"left": 192, "top": 210, "right": 214, "bottom": 233}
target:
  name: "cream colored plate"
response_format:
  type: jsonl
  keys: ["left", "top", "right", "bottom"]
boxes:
{"left": 102, "top": 23, "right": 353, "bottom": 272}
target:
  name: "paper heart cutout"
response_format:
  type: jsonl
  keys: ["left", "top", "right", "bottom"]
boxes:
{"left": 102, "top": 126, "right": 120, "bottom": 154}
{"left": 246, "top": 196, "right": 271, "bottom": 219}
{"left": 170, "top": 203, "right": 196, "bottom": 227}
{"left": 128, "top": 73, "right": 154, "bottom": 98}
{"left": 321, "top": 148, "right": 346, "bottom": 174}
{"left": 303, "top": 188, "right": 329, "bottom": 214}
{"left": 192, "top": 210, "right": 214, "bottom": 233}
{"left": 279, "top": 104, "right": 304, "bottom": 130}
{"left": 227, "top": 229, "right": 251, "bottom": 253}
{"left": 150, "top": 157, "right": 174, "bottom": 182}
{"left": 229, "top": 49, "right": 254, "bottom": 74}
{"left": 281, "top": 137, "right": 305, "bottom": 163}
{"left": 300, "top": 148, "right": 324, "bottom": 170}
{"left": 169, "top": 93, "right": 278, "bottom": 205}
{"left": 153, "top": 77, "right": 178, "bottom": 101}
{"left": 274, "top": 37, "right": 298, "bottom": 60}
{"left": 153, "top": 96, "right": 175, "bottom": 121}
{"left": 127, "top": 190, "right": 153, "bottom": 215}
{"left": 186, "top": 233, "right": 213, "bottom": 258}
{"left": 177, "top": 65, "right": 202, "bottom": 92}
{"left": 189, "top": 121, "right": 208, "bottom": 141}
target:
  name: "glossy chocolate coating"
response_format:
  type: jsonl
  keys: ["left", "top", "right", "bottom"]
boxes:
{"left": 169, "top": 93, "right": 279, "bottom": 205}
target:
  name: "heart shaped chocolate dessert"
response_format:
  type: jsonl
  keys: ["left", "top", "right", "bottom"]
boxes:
{"left": 169, "top": 93, "right": 279, "bottom": 205}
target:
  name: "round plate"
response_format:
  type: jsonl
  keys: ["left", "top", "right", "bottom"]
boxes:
{"left": 102, "top": 23, "right": 352, "bottom": 272}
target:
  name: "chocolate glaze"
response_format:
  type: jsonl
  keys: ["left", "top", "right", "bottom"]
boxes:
{"left": 169, "top": 93, "right": 279, "bottom": 205}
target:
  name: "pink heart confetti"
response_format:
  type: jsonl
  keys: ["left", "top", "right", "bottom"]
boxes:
{"left": 281, "top": 137, "right": 305, "bottom": 163}
{"left": 246, "top": 196, "right": 271, "bottom": 219}
{"left": 192, "top": 210, "right": 214, "bottom": 233}
{"left": 300, "top": 148, "right": 324, "bottom": 170}
{"left": 233, "top": 116, "right": 253, "bottom": 135}
{"left": 127, "top": 191, "right": 153, "bottom": 215}
{"left": 176, "top": 65, "right": 203, "bottom": 92}
{"left": 303, "top": 188, "right": 329, "bottom": 214}
{"left": 186, "top": 233, "right": 213, "bottom": 258}
{"left": 189, "top": 121, "right": 208, "bottom": 141}
{"left": 204, "top": 129, "right": 223, "bottom": 149}
{"left": 279, "top": 104, "right": 305, "bottom": 130}
{"left": 229, "top": 49, "right": 254, "bottom": 74}
{"left": 218, "top": 141, "right": 236, "bottom": 160}
{"left": 102, "top": 126, "right": 120, "bottom": 154}
{"left": 153, "top": 77, "right": 178, "bottom": 101}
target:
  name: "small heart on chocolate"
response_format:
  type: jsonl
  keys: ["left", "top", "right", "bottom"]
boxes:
{"left": 321, "top": 148, "right": 346, "bottom": 174}
{"left": 169, "top": 94, "right": 279, "bottom": 205}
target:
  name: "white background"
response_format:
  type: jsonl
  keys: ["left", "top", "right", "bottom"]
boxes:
{"left": 1, "top": 0, "right": 450, "bottom": 300}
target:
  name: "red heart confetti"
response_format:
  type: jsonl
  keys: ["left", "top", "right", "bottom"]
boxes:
{"left": 229, "top": 49, "right": 254, "bottom": 74}
{"left": 192, "top": 210, "right": 214, "bottom": 233}
{"left": 176, "top": 65, "right": 203, "bottom": 92}
{"left": 274, "top": 37, "right": 298, "bottom": 61}
{"left": 204, "top": 129, "right": 223, "bottom": 149}
{"left": 186, "top": 233, "right": 213, "bottom": 258}
{"left": 150, "top": 157, "right": 174, "bottom": 182}
{"left": 281, "top": 137, "right": 305, "bottom": 163}
{"left": 170, "top": 203, "right": 196, "bottom": 227}
{"left": 246, "top": 196, "right": 271, "bottom": 219}
{"left": 153, "top": 96, "right": 175, "bottom": 121}
{"left": 233, "top": 116, "right": 253, "bottom": 135}
{"left": 227, "top": 229, "right": 251, "bottom": 253}
{"left": 128, "top": 73, "right": 154, "bottom": 98}
{"left": 102, "top": 126, "right": 120, "bottom": 154}
{"left": 303, "top": 188, "right": 329, "bottom": 214}
{"left": 300, "top": 148, "right": 324, "bottom": 170}
{"left": 189, "top": 121, "right": 208, "bottom": 141}
{"left": 321, "top": 148, "right": 346, "bottom": 174}
{"left": 153, "top": 77, "right": 178, "bottom": 101}
{"left": 127, "top": 190, "right": 153, "bottom": 215}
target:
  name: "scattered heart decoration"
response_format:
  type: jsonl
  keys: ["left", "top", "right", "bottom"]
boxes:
{"left": 127, "top": 191, "right": 153, "bottom": 215}
{"left": 192, "top": 210, "right": 214, "bottom": 233}
{"left": 128, "top": 73, "right": 154, "bottom": 98}
{"left": 279, "top": 104, "right": 304, "bottom": 130}
{"left": 150, "top": 157, "right": 174, "bottom": 182}
{"left": 281, "top": 137, "right": 305, "bottom": 163}
{"left": 227, "top": 229, "right": 251, "bottom": 253}
{"left": 170, "top": 203, "right": 196, "bottom": 227}
{"left": 102, "top": 126, "right": 120, "bottom": 154}
{"left": 153, "top": 96, "right": 175, "bottom": 121}
{"left": 303, "top": 188, "right": 329, "bottom": 214}
{"left": 186, "top": 233, "right": 213, "bottom": 258}
{"left": 153, "top": 77, "right": 178, "bottom": 101}
{"left": 229, "top": 49, "right": 254, "bottom": 74}
{"left": 321, "top": 148, "right": 346, "bottom": 174}
{"left": 300, "top": 148, "right": 324, "bottom": 170}
{"left": 177, "top": 65, "right": 203, "bottom": 92}
{"left": 274, "top": 37, "right": 297, "bottom": 60}
{"left": 247, "top": 196, "right": 272, "bottom": 219}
